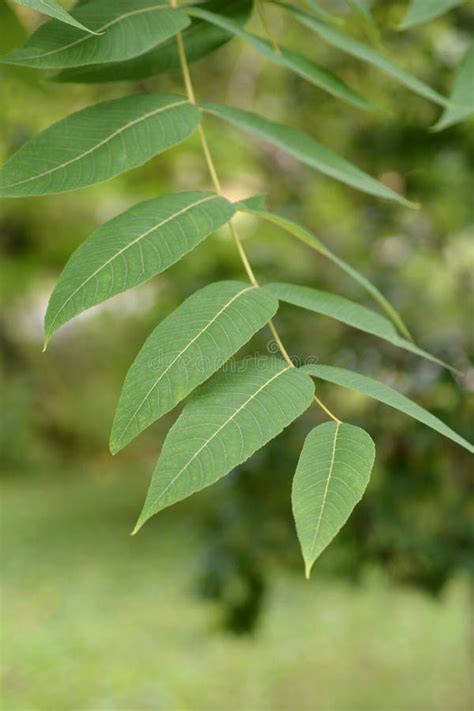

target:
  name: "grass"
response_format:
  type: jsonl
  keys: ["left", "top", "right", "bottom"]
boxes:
{"left": 1, "top": 471, "right": 471, "bottom": 711}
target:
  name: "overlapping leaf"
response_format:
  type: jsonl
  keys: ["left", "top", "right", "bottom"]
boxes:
{"left": 188, "top": 7, "right": 375, "bottom": 111}
{"left": 203, "top": 103, "right": 414, "bottom": 206}
{"left": 302, "top": 364, "right": 474, "bottom": 452}
{"left": 54, "top": 0, "right": 253, "bottom": 83}
{"left": 0, "top": 93, "right": 200, "bottom": 197}
{"left": 399, "top": 0, "right": 463, "bottom": 29}
{"left": 44, "top": 191, "right": 234, "bottom": 344}
{"left": 133, "top": 358, "right": 315, "bottom": 531}
{"left": 275, "top": 2, "right": 450, "bottom": 107}
{"left": 3, "top": 1, "right": 190, "bottom": 70}
{"left": 111, "top": 282, "right": 279, "bottom": 453}
{"left": 292, "top": 422, "right": 375, "bottom": 577}
{"left": 433, "top": 41, "right": 474, "bottom": 130}
{"left": 264, "top": 282, "right": 453, "bottom": 369}
{"left": 13, "top": 0, "right": 95, "bottom": 33}
{"left": 237, "top": 202, "right": 412, "bottom": 339}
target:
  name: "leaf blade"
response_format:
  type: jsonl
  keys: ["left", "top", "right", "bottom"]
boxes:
{"left": 0, "top": 93, "right": 200, "bottom": 197}
{"left": 399, "top": 0, "right": 463, "bottom": 29}
{"left": 264, "top": 282, "right": 454, "bottom": 370}
{"left": 302, "top": 364, "right": 474, "bottom": 453}
{"left": 111, "top": 281, "right": 279, "bottom": 453}
{"left": 292, "top": 422, "right": 375, "bottom": 577}
{"left": 203, "top": 102, "right": 414, "bottom": 206}
{"left": 13, "top": 0, "right": 95, "bottom": 34}
{"left": 433, "top": 41, "right": 474, "bottom": 130}
{"left": 237, "top": 203, "right": 413, "bottom": 340}
{"left": 4, "top": 1, "right": 190, "bottom": 70}
{"left": 44, "top": 191, "right": 234, "bottom": 343}
{"left": 134, "top": 358, "right": 315, "bottom": 531}
{"left": 188, "top": 6, "right": 376, "bottom": 111}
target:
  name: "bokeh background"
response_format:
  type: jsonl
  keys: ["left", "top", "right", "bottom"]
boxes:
{"left": 1, "top": 1, "right": 473, "bottom": 709}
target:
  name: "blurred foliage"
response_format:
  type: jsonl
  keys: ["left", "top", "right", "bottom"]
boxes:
{"left": 0, "top": 0, "right": 473, "bottom": 635}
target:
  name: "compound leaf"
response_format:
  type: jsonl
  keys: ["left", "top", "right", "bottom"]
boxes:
{"left": 276, "top": 2, "right": 450, "bottom": 107}
{"left": 399, "top": 0, "right": 463, "bottom": 29}
{"left": 0, "top": 93, "right": 200, "bottom": 197}
{"left": 133, "top": 358, "right": 315, "bottom": 531}
{"left": 111, "top": 281, "right": 279, "bottom": 453}
{"left": 54, "top": 0, "right": 253, "bottom": 83}
{"left": 13, "top": 0, "right": 95, "bottom": 33}
{"left": 203, "top": 103, "right": 414, "bottom": 206}
{"left": 237, "top": 203, "right": 413, "bottom": 340}
{"left": 188, "top": 7, "right": 376, "bottom": 111}
{"left": 293, "top": 422, "right": 375, "bottom": 577}
{"left": 44, "top": 191, "right": 234, "bottom": 344}
{"left": 3, "top": 1, "right": 190, "bottom": 70}
{"left": 264, "top": 282, "right": 453, "bottom": 370}
{"left": 302, "top": 364, "right": 474, "bottom": 453}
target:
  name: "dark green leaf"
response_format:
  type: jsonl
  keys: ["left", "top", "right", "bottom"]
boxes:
{"left": 13, "top": 0, "right": 95, "bottom": 33}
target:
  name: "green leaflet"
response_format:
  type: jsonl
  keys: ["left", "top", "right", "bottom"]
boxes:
{"left": 264, "top": 282, "right": 454, "bottom": 370}
{"left": 54, "top": 0, "right": 253, "bottom": 84}
{"left": 292, "top": 422, "right": 375, "bottom": 577}
{"left": 302, "top": 364, "right": 474, "bottom": 453}
{"left": 13, "top": 0, "right": 95, "bottom": 34}
{"left": 433, "top": 42, "right": 474, "bottom": 131}
{"left": 110, "top": 282, "right": 279, "bottom": 454}
{"left": 399, "top": 0, "right": 463, "bottom": 29}
{"left": 188, "top": 7, "right": 376, "bottom": 111}
{"left": 203, "top": 103, "right": 414, "bottom": 206}
{"left": 274, "top": 2, "right": 450, "bottom": 107}
{"left": 236, "top": 202, "right": 413, "bottom": 340}
{"left": 44, "top": 191, "right": 234, "bottom": 345}
{"left": 3, "top": 1, "right": 189, "bottom": 70}
{"left": 133, "top": 358, "right": 315, "bottom": 532}
{"left": 0, "top": 93, "right": 200, "bottom": 197}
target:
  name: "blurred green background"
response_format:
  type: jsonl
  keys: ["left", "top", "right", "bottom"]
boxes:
{"left": 1, "top": 1, "right": 473, "bottom": 709}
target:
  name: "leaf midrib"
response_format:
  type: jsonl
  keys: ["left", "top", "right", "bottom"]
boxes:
{"left": 149, "top": 366, "right": 292, "bottom": 510}
{"left": 16, "top": 4, "right": 170, "bottom": 61}
{"left": 310, "top": 422, "right": 340, "bottom": 558}
{"left": 47, "top": 193, "right": 216, "bottom": 334}
{"left": 114, "top": 284, "right": 255, "bottom": 448}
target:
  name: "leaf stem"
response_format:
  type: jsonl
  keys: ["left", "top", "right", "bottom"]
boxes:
{"left": 171, "top": 2, "right": 341, "bottom": 424}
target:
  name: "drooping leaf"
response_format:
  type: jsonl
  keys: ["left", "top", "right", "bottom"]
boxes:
{"left": 3, "top": 1, "right": 190, "bottom": 70}
{"left": 433, "top": 42, "right": 474, "bottom": 130}
{"left": 399, "top": 0, "right": 463, "bottom": 29}
{"left": 302, "top": 364, "right": 474, "bottom": 452}
{"left": 292, "top": 422, "right": 375, "bottom": 577}
{"left": 44, "top": 191, "right": 234, "bottom": 345}
{"left": 13, "top": 0, "right": 95, "bottom": 33}
{"left": 133, "top": 358, "right": 315, "bottom": 531}
{"left": 111, "top": 281, "right": 279, "bottom": 454}
{"left": 54, "top": 0, "right": 253, "bottom": 83}
{"left": 274, "top": 2, "right": 450, "bottom": 107}
{"left": 236, "top": 202, "right": 413, "bottom": 340}
{"left": 264, "top": 282, "right": 453, "bottom": 370}
{"left": 203, "top": 103, "right": 414, "bottom": 206}
{"left": 0, "top": 93, "right": 200, "bottom": 197}
{"left": 188, "top": 7, "right": 376, "bottom": 111}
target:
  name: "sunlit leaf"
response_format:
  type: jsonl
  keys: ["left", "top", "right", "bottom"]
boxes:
{"left": 264, "top": 282, "right": 453, "bottom": 370}
{"left": 399, "top": 0, "right": 463, "bottom": 29}
{"left": 133, "top": 358, "right": 315, "bottom": 531}
{"left": 237, "top": 202, "right": 413, "bottom": 340}
{"left": 54, "top": 0, "right": 253, "bottom": 83}
{"left": 293, "top": 422, "right": 375, "bottom": 577}
{"left": 274, "top": 2, "right": 450, "bottom": 107}
{"left": 203, "top": 102, "right": 414, "bottom": 206}
{"left": 188, "top": 6, "right": 376, "bottom": 111}
{"left": 111, "top": 281, "right": 279, "bottom": 453}
{"left": 0, "top": 93, "right": 200, "bottom": 197}
{"left": 45, "top": 191, "right": 233, "bottom": 344}
{"left": 302, "top": 364, "right": 474, "bottom": 452}
{"left": 3, "top": 1, "right": 189, "bottom": 70}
